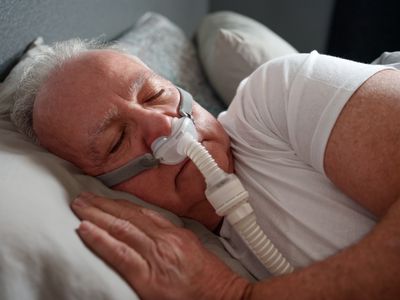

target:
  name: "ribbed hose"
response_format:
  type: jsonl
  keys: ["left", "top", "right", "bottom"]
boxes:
{"left": 234, "top": 212, "right": 294, "bottom": 275}
{"left": 183, "top": 136, "right": 225, "bottom": 185}
{"left": 181, "top": 134, "right": 294, "bottom": 276}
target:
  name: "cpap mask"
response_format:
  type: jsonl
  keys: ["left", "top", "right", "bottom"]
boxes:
{"left": 96, "top": 86, "right": 294, "bottom": 276}
{"left": 96, "top": 87, "right": 196, "bottom": 187}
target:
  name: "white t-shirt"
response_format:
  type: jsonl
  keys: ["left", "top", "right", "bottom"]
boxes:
{"left": 217, "top": 51, "right": 390, "bottom": 279}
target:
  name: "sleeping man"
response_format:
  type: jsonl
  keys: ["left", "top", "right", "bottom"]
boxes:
{"left": 9, "top": 39, "right": 400, "bottom": 299}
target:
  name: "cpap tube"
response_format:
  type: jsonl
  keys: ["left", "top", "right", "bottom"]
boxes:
{"left": 152, "top": 117, "right": 294, "bottom": 276}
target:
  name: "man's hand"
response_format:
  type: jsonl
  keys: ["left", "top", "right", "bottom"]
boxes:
{"left": 71, "top": 192, "right": 400, "bottom": 300}
{"left": 71, "top": 192, "right": 251, "bottom": 300}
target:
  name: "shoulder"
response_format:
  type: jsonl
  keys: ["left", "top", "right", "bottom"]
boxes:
{"left": 236, "top": 51, "right": 339, "bottom": 109}
{"left": 324, "top": 69, "right": 400, "bottom": 217}
{"left": 218, "top": 53, "right": 315, "bottom": 144}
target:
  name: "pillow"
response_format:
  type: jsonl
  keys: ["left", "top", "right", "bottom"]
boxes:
{"left": 197, "top": 11, "right": 298, "bottom": 105}
{"left": 0, "top": 37, "right": 51, "bottom": 119}
{"left": 371, "top": 51, "right": 400, "bottom": 69}
{"left": 0, "top": 14, "right": 254, "bottom": 300}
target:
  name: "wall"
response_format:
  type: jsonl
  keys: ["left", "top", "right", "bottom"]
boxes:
{"left": 209, "top": 0, "right": 335, "bottom": 53}
{"left": 0, "top": 0, "right": 208, "bottom": 79}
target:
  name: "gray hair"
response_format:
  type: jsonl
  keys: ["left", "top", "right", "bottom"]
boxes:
{"left": 7, "top": 38, "right": 117, "bottom": 143}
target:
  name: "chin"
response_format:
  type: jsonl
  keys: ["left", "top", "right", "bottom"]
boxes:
{"left": 202, "top": 139, "right": 233, "bottom": 174}
{"left": 186, "top": 198, "right": 223, "bottom": 230}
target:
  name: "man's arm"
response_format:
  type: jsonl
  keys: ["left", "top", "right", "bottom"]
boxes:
{"left": 245, "top": 197, "right": 400, "bottom": 300}
{"left": 245, "top": 69, "right": 400, "bottom": 299}
{"left": 324, "top": 69, "right": 400, "bottom": 217}
{"left": 71, "top": 192, "right": 400, "bottom": 300}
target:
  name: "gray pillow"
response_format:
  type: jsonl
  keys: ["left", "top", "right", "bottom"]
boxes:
{"left": 197, "top": 11, "right": 298, "bottom": 105}
{"left": 371, "top": 51, "right": 400, "bottom": 69}
{"left": 117, "top": 12, "right": 226, "bottom": 115}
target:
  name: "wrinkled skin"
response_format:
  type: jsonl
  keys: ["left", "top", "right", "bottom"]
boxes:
{"left": 71, "top": 192, "right": 251, "bottom": 300}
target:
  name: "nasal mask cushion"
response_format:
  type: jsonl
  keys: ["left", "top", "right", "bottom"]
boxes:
{"left": 151, "top": 117, "right": 197, "bottom": 164}
{"left": 96, "top": 87, "right": 196, "bottom": 187}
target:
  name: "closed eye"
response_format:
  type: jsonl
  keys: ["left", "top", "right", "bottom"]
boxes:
{"left": 144, "top": 89, "right": 165, "bottom": 102}
{"left": 110, "top": 128, "right": 126, "bottom": 154}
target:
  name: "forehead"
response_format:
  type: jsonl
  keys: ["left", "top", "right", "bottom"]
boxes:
{"left": 50, "top": 50, "right": 151, "bottom": 118}
{"left": 65, "top": 50, "right": 149, "bottom": 94}
{"left": 40, "top": 50, "right": 151, "bottom": 105}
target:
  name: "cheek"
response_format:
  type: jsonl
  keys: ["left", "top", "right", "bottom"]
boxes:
{"left": 112, "top": 163, "right": 208, "bottom": 217}
{"left": 112, "top": 170, "right": 185, "bottom": 214}
{"left": 193, "top": 103, "right": 230, "bottom": 144}
{"left": 114, "top": 174, "right": 165, "bottom": 201}
{"left": 176, "top": 161, "right": 207, "bottom": 196}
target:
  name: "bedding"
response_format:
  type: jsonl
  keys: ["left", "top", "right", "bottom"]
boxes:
{"left": 197, "top": 11, "right": 298, "bottom": 105}
{"left": 371, "top": 51, "right": 400, "bottom": 69}
{"left": 0, "top": 12, "right": 254, "bottom": 300}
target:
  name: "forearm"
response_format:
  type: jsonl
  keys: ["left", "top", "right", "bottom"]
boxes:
{"left": 244, "top": 198, "right": 400, "bottom": 300}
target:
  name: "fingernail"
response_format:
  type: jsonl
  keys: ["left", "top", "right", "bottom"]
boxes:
{"left": 78, "top": 221, "right": 93, "bottom": 235}
{"left": 72, "top": 196, "right": 89, "bottom": 208}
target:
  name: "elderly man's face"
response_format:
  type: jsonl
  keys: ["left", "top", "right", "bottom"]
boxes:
{"left": 32, "top": 50, "right": 233, "bottom": 229}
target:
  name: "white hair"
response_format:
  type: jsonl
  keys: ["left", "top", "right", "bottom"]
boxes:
{"left": 6, "top": 38, "right": 118, "bottom": 143}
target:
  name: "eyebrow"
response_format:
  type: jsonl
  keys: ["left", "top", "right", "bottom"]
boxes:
{"left": 94, "top": 105, "right": 120, "bottom": 136}
{"left": 128, "top": 72, "right": 156, "bottom": 100}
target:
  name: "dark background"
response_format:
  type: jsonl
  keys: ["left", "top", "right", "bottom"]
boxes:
{"left": 327, "top": 0, "right": 400, "bottom": 62}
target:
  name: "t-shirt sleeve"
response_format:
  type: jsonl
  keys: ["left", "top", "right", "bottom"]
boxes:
{"left": 221, "top": 51, "right": 390, "bottom": 176}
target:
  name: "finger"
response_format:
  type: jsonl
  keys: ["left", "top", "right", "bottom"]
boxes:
{"left": 72, "top": 196, "right": 155, "bottom": 253}
{"left": 76, "top": 192, "right": 175, "bottom": 229}
{"left": 77, "top": 220, "right": 148, "bottom": 287}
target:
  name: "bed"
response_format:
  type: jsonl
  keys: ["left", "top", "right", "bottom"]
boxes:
{"left": 0, "top": 1, "right": 298, "bottom": 299}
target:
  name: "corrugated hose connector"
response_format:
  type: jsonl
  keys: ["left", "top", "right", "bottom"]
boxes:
{"left": 178, "top": 133, "right": 294, "bottom": 276}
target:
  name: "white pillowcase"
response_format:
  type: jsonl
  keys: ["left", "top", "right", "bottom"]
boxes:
{"left": 197, "top": 11, "right": 298, "bottom": 105}
{"left": 0, "top": 34, "right": 254, "bottom": 300}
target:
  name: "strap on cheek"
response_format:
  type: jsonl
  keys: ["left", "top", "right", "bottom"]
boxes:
{"left": 95, "top": 153, "right": 159, "bottom": 187}
{"left": 177, "top": 86, "right": 194, "bottom": 120}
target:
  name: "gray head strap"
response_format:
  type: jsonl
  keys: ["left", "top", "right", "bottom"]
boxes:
{"left": 177, "top": 87, "right": 194, "bottom": 120}
{"left": 95, "top": 153, "right": 159, "bottom": 187}
{"left": 96, "top": 86, "right": 193, "bottom": 187}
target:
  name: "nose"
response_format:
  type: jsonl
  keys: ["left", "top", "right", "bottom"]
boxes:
{"left": 129, "top": 107, "right": 172, "bottom": 149}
